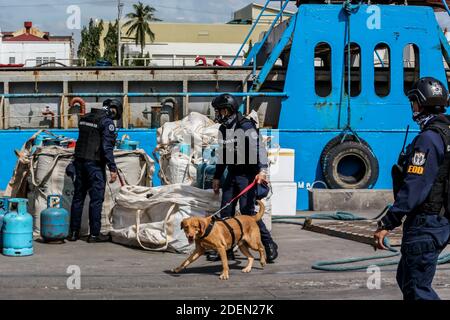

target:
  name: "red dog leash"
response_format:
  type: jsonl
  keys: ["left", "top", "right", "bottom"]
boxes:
{"left": 210, "top": 178, "right": 258, "bottom": 218}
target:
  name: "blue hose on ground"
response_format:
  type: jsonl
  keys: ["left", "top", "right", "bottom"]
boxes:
{"left": 271, "top": 207, "right": 450, "bottom": 271}
{"left": 312, "top": 238, "right": 400, "bottom": 272}
{"left": 312, "top": 238, "right": 450, "bottom": 272}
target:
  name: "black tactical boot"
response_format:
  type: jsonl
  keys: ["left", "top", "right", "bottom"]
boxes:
{"left": 265, "top": 241, "right": 278, "bottom": 263}
{"left": 206, "top": 249, "right": 235, "bottom": 262}
{"left": 67, "top": 230, "right": 80, "bottom": 242}
{"left": 87, "top": 234, "right": 111, "bottom": 243}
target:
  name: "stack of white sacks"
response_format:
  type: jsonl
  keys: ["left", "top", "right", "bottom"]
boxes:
{"left": 267, "top": 148, "right": 297, "bottom": 216}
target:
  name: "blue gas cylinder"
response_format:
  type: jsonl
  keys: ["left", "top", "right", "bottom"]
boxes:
{"left": 2, "top": 198, "right": 33, "bottom": 257}
{"left": 0, "top": 197, "right": 10, "bottom": 249}
{"left": 40, "top": 195, "right": 69, "bottom": 242}
{"left": 196, "top": 145, "right": 228, "bottom": 189}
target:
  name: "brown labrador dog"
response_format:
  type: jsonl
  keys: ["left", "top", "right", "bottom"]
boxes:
{"left": 172, "top": 200, "right": 267, "bottom": 280}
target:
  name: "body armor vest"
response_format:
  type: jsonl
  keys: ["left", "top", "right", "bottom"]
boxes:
{"left": 393, "top": 115, "right": 450, "bottom": 216}
{"left": 222, "top": 113, "right": 260, "bottom": 174}
{"left": 420, "top": 116, "right": 450, "bottom": 215}
{"left": 75, "top": 109, "right": 106, "bottom": 162}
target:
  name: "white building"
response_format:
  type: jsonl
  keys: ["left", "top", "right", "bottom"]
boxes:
{"left": 106, "top": 3, "right": 295, "bottom": 67}
{"left": 0, "top": 22, "right": 73, "bottom": 67}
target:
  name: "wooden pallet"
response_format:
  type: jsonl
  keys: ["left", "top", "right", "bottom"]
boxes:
{"left": 303, "top": 218, "right": 403, "bottom": 247}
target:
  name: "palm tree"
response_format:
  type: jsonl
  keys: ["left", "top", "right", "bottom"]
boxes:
{"left": 123, "top": 2, "right": 161, "bottom": 55}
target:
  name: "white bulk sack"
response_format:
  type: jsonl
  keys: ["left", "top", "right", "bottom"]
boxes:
{"left": 1, "top": 127, "right": 156, "bottom": 237}
{"left": 110, "top": 184, "right": 221, "bottom": 253}
{"left": 154, "top": 112, "right": 220, "bottom": 185}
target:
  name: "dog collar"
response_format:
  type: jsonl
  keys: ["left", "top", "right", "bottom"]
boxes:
{"left": 199, "top": 217, "right": 218, "bottom": 240}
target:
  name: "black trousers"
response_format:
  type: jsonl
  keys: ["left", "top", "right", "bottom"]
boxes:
{"left": 397, "top": 214, "right": 450, "bottom": 300}
{"left": 220, "top": 172, "right": 273, "bottom": 246}
{"left": 70, "top": 159, "right": 106, "bottom": 236}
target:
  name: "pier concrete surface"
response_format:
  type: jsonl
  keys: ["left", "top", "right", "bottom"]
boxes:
{"left": 1, "top": 211, "right": 450, "bottom": 300}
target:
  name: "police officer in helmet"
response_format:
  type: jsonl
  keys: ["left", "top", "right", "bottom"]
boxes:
{"left": 374, "top": 77, "right": 450, "bottom": 300}
{"left": 67, "top": 98, "right": 123, "bottom": 243}
{"left": 208, "top": 93, "right": 279, "bottom": 263}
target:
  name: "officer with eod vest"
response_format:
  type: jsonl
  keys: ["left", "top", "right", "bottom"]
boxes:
{"left": 374, "top": 77, "right": 450, "bottom": 300}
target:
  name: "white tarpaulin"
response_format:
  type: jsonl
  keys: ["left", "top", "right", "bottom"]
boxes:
{"left": 110, "top": 184, "right": 221, "bottom": 253}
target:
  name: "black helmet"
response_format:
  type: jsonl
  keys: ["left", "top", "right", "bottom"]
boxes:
{"left": 407, "top": 77, "right": 449, "bottom": 113}
{"left": 103, "top": 98, "right": 123, "bottom": 120}
{"left": 212, "top": 94, "right": 239, "bottom": 113}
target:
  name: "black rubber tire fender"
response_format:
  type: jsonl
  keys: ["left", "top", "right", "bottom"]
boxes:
{"left": 320, "top": 135, "right": 372, "bottom": 169}
{"left": 321, "top": 140, "right": 379, "bottom": 189}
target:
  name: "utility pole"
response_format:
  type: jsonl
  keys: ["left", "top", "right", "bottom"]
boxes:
{"left": 117, "top": 0, "right": 124, "bottom": 66}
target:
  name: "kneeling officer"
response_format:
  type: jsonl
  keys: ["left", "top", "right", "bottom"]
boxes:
{"left": 374, "top": 77, "right": 450, "bottom": 300}
{"left": 67, "top": 99, "right": 123, "bottom": 243}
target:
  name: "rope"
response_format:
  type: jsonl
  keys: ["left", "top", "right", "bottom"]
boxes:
{"left": 341, "top": 0, "right": 361, "bottom": 130}
{"left": 135, "top": 204, "right": 176, "bottom": 252}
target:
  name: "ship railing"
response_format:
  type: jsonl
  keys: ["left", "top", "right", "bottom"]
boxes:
{"left": 0, "top": 92, "right": 287, "bottom": 130}
{"left": 24, "top": 58, "right": 87, "bottom": 67}
{"left": 122, "top": 56, "right": 245, "bottom": 67}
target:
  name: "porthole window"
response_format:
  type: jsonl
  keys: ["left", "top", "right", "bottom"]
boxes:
{"left": 403, "top": 44, "right": 420, "bottom": 95}
{"left": 314, "top": 42, "right": 332, "bottom": 97}
{"left": 374, "top": 43, "right": 391, "bottom": 97}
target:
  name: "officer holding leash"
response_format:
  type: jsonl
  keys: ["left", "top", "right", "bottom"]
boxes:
{"left": 209, "top": 93, "right": 279, "bottom": 263}
{"left": 374, "top": 77, "right": 450, "bottom": 300}
{"left": 67, "top": 99, "right": 123, "bottom": 243}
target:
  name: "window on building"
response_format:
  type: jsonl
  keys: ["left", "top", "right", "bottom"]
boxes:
{"left": 403, "top": 44, "right": 420, "bottom": 95}
{"left": 344, "top": 43, "right": 362, "bottom": 97}
{"left": 314, "top": 42, "right": 332, "bottom": 97}
{"left": 374, "top": 43, "right": 391, "bottom": 97}
{"left": 9, "top": 57, "right": 15, "bottom": 64}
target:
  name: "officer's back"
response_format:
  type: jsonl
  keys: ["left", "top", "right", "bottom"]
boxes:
{"left": 68, "top": 99, "right": 122, "bottom": 243}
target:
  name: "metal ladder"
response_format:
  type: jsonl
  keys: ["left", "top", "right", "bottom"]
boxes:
{"left": 231, "top": 0, "right": 297, "bottom": 108}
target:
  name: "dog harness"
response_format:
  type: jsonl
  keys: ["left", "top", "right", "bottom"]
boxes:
{"left": 199, "top": 216, "right": 244, "bottom": 247}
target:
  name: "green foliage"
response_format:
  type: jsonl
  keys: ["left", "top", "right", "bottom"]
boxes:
{"left": 128, "top": 52, "right": 151, "bottom": 66}
{"left": 123, "top": 1, "right": 161, "bottom": 55}
{"left": 103, "top": 21, "right": 118, "bottom": 65}
{"left": 77, "top": 18, "right": 104, "bottom": 66}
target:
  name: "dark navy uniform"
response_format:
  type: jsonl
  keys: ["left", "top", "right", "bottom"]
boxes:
{"left": 70, "top": 108, "right": 117, "bottom": 236}
{"left": 214, "top": 112, "right": 274, "bottom": 247}
{"left": 382, "top": 114, "right": 450, "bottom": 300}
